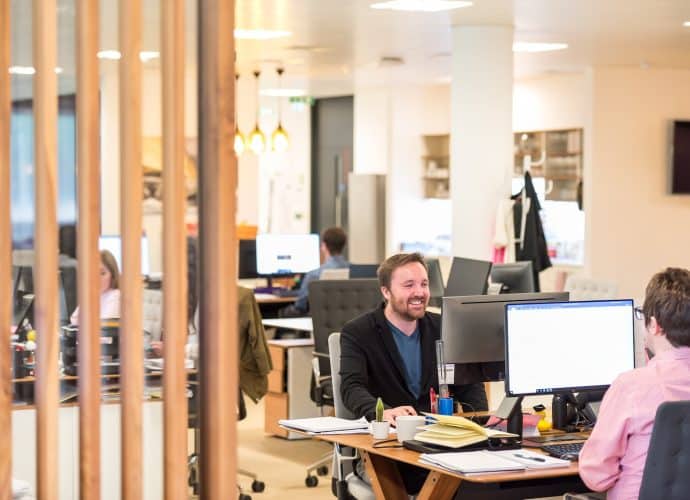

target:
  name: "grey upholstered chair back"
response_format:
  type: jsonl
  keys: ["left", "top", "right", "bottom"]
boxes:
{"left": 638, "top": 400, "right": 690, "bottom": 500}
{"left": 328, "top": 332, "right": 356, "bottom": 420}
{"left": 308, "top": 279, "right": 381, "bottom": 377}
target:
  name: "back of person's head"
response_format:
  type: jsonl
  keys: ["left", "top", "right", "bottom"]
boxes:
{"left": 377, "top": 252, "right": 428, "bottom": 289}
{"left": 100, "top": 250, "right": 120, "bottom": 290}
{"left": 321, "top": 226, "right": 347, "bottom": 255}
{"left": 643, "top": 267, "right": 690, "bottom": 348}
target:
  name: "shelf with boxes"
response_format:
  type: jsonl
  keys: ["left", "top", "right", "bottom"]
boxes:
{"left": 422, "top": 134, "right": 450, "bottom": 199}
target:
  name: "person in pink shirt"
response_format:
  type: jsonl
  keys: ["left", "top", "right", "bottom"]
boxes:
{"left": 70, "top": 250, "right": 121, "bottom": 325}
{"left": 579, "top": 267, "right": 690, "bottom": 500}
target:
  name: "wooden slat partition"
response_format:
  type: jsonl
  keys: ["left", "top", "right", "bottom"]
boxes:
{"left": 119, "top": 0, "right": 143, "bottom": 498}
{"left": 33, "top": 0, "right": 60, "bottom": 498}
{"left": 76, "top": 0, "right": 102, "bottom": 497}
{"left": 0, "top": 0, "right": 12, "bottom": 497}
{"left": 198, "top": 0, "right": 238, "bottom": 497}
{"left": 161, "top": 0, "right": 188, "bottom": 498}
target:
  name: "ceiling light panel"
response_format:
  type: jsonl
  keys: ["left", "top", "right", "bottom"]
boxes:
{"left": 513, "top": 42, "right": 568, "bottom": 53}
{"left": 260, "top": 88, "right": 307, "bottom": 97}
{"left": 234, "top": 29, "right": 292, "bottom": 40}
{"left": 9, "top": 66, "right": 63, "bottom": 75}
{"left": 370, "top": 0, "right": 472, "bottom": 12}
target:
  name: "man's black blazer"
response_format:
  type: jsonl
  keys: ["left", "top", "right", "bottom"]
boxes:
{"left": 340, "top": 303, "right": 488, "bottom": 421}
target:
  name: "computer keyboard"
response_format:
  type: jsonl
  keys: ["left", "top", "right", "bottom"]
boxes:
{"left": 541, "top": 442, "right": 584, "bottom": 460}
{"left": 274, "top": 288, "right": 300, "bottom": 298}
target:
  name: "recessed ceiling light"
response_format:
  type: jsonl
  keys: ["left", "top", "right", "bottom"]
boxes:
{"left": 8, "top": 66, "right": 63, "bottom": 75}
{"left": 370, "top": 0, "right": 472, "bottom": 12}
{"left": 513, "top": 42, "right": 568, "bottom": 53}
{"left": 97, "top": 50, "right": 161, "bottom": 62}
{"left": 234, "top": 29, "right": 292, "bottom": 40}
{"left": 260, "top": 88, "right": 306, "bottom": 97}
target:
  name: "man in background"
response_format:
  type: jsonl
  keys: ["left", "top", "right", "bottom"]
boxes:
{"left": 280, "top": 226, "right": 349, "bottom": 317}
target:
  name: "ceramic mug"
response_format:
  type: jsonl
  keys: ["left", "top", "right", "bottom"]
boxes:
{"left": 395, "top": 415, "right": 426, "bottom": 443}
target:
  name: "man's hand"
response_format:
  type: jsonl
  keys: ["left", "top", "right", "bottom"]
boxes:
{"left": 382, "top": 406, "right": 417, "bottom": 426}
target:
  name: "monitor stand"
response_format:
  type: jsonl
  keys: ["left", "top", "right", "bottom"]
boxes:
{"left": 495, "top": 396, "right": 523, "bottom": 437}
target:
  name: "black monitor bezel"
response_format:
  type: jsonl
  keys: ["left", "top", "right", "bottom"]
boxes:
{"left": 504, "top": 298, "right": 635, "bottom": 397}
{"left": 490, "top": 261, "right": 535, "bottom": 294}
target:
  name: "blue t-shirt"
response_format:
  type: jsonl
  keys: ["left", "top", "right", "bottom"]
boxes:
{"left": 387, "top": 321, "right": 422, "bottom": 399}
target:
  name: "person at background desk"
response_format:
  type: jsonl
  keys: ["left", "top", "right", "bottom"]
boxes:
{"left": 579, "top": 267, "right": 690, "bottom": 500}
{"left": 70, "top": 250, "right": 121, "bottom": 325}
{"left": 340, "top": 252, "right": 487, "bottom": 494}
{"left": 279, "top": 226, "right": 349, "bottom": 317}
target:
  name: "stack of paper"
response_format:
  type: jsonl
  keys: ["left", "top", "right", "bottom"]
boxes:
{"left": 415, "top": 413, "right": 517, "bottom": 449}
{"left": 419, "top": 448, "right": 568, "bottom": 474}
{"left": 279, "top": 416, "right": 370, "bottom": 435}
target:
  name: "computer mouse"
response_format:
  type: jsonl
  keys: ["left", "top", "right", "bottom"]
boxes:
{"left": 562, "top": 452, "right": 579, "bottom": 462}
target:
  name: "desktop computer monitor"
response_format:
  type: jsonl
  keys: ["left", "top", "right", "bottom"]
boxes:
{"left": 490, "top": 261, "right": 535, "bottom": 294}
{"left": 425, "top": 258, "right": 445, "bottom": 306}
{"left": 445, "top": 257, "right": 492, "bottom": 297}
{"left": 504, "top": 299, "right": 635, "bottom": 397}
{"left": 349, "top": 264, "right": 379, "bottom": 279}
{"left": 238, "top": 239, "right": 258, "bottom": 279}
{"left": 442, "top": 292, "right": 569, "bottom": 384}
{"left": 255, "top": 233, "right": 320, "bottom": 276}
{"left": 99, "top": 234, "right": 151, "bottom": 276}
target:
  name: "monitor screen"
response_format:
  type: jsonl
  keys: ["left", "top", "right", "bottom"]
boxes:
{"left": 238, "top": 239, "right": 258, "bottom": 279}
{"left": 349, "top": 263, "right": 379, "bottom": 279}
{"left": 505, "top": 299, "right": 635, "bottom": 396}
{"left": 445, "top": 257, "right": 492, "bottom": 297}
{"left": 490, "top": 261, "right": 535, "bottom": 294}
{"left": 99, "top": 235, "right": 150, "bottom": 276}
{"left": 255, "top": 233, "right": 320, "bottom": 276}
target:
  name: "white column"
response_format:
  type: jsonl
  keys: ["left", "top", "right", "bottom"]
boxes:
{"left": 450, "top": 25, "right": 513, "bottom": 259}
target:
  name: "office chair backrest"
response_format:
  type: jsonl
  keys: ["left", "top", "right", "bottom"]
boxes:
{"left": 638, "top": 400, "right": 690, "bottom": 500}
{"left": 564, "top": 275, "right": 618, "bottom": 301}
{"left": 328, "top": 332, "right": 356, "bottom": 420}
{"left": 308, "top": 279, "right": 381, "bottom": 377}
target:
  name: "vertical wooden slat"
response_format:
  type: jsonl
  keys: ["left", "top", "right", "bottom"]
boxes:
{"left": 162, "top": 0, "right": 188, "bottom": 498}
{"left": 0, "top": 0, "right": 12, "bottom": 498}
{"left": 119, "top": 0, "right": 143, "bottom": 498}
{"left": 76, "top": 0, "right": 102, "bottom": 498}
{"left": 198, "top": 0, "right": 237, "bottom": 497}
{"left": 33, "top": 0, "right": 59, "bottom": 498}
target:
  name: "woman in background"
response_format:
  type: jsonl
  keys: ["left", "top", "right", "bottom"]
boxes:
{"left": 70, "top": 250, "right": 121, "bottom": 325}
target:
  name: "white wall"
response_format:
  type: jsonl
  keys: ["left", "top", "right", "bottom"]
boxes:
{"left": 588, "top": 67, "right": 690, "bottom": 301}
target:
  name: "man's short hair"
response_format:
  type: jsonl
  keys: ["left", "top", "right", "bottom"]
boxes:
{"left": 377, "top": 253, "right": 428, "bottom": 289}
{"left": 643, "top": 267, "right": 690, "bottom": 348}
{"left": 321, "top": 227, "right": 347, "bottom": 255}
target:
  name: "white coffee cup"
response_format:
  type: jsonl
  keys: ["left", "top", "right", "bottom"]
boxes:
{"left": 395, "top": 415, "right": 425, "bottom": 443}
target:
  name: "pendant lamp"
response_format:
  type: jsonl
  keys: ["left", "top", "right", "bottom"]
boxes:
{"left": 271, "top": 67, "right": 289, "bottom": 153}
{"left": 248, "top": 70, "right": 267, "bottom": 154}
{"left": 234, "top": 73, "right": 246, "bottom": 155}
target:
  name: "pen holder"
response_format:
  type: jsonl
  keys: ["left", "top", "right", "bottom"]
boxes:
{"left": 438, "top": 397, "right": 454, "bottom": 416}
{"left": 370, "top": 421, "right": 390, "bottom": 440}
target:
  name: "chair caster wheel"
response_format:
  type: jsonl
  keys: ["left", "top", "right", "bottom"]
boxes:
{"left": 316, "top": 465, "right": 329, "bottom": 476}
{"left": 251, "top": 480, "right": 265, "bottom": 493}
{"left": 305, "top": 475, "right": 319, "bottom": 487}
{"left": 238, "top": 494, "right": 252, "bottom": 500}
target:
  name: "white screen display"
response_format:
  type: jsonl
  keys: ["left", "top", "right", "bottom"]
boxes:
{"left": 99, "top": 235, "right": 151, "bottom": 276}
{"left": 256, "top": 234, "right": 320, "bottom": 275}
{"left": 505, "top": 300, "right": 635, "bottom": 396}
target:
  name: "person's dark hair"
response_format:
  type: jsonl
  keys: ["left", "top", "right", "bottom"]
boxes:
{"left": 321, "top": 227, "right": 347, "bottom": 255}
{"left": 377, "top": 252, "right": 428, "bottom": 289}
{"left": 642, "top": 267, "right": 690, "bottom": 348}
{"left": 100, "top": 250, "right": 120, "bottom": 290}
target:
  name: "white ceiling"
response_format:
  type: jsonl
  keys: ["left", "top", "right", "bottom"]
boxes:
{"left": 8, "top": 0, "right": 690, "bottom": 97}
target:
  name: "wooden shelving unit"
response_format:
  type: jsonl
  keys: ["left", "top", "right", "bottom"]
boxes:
{"left": 421, "top": 134, "right": 450, "bottom": 199}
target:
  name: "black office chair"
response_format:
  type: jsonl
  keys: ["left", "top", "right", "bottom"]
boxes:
{"left": 304, "top": 279, "right": 381, "bottom": 490}
{"left": 565, "top": 400, "right": 690, "bottom": 500}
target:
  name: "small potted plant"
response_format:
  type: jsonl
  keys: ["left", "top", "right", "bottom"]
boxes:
{"left": 371, "top": 397, "right": 390, "bottom": 439}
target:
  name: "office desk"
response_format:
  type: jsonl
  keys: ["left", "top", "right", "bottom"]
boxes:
{"left": 317, "top": 433, "right": 583, "bottom": 500}
{"left": 255, "top": 293, "right": 296, "bottom": 318}
{"left": 262, "top": 317, "right": 313, "bottom": 333}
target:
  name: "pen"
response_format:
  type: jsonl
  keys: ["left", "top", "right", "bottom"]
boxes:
{"left": 514, "top": 453, "right": 546, "bottom": 462}
{"left": 430, "top": 387, "right": 437, "bottom": 413}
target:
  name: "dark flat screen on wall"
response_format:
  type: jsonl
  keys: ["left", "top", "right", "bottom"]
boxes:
{"left": 671, "top": 120, "right": 690, "bottom": 194}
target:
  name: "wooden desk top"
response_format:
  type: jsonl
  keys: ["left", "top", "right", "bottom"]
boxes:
{"left": 316, "top": 432, "right": 579, "bottom": 484}
{"left": 254, "top": 293, "right": 297, "bottom": 304}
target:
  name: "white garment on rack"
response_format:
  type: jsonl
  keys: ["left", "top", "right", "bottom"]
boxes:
{"left": 493, "top": 199, "right": 516, "bottom": 263}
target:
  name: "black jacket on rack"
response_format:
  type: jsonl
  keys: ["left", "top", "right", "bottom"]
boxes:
{"left": 512, "top": 171, "right": 552, "bottom": 291}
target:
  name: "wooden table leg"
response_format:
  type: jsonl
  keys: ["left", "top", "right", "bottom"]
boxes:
{"left": 361, "top": 450, "right": 408, "bottom": 500}
{"left": 417, "top": 470, "right": 462, "bottom": 500}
